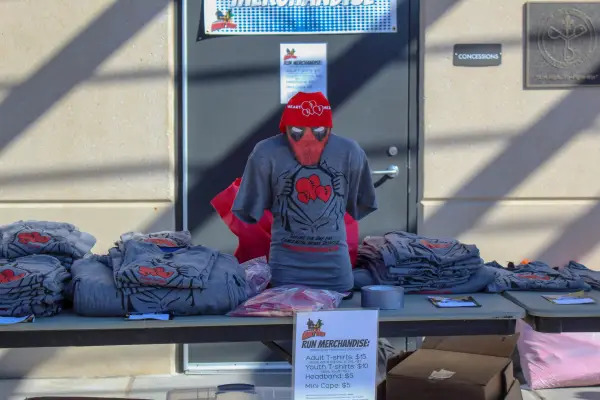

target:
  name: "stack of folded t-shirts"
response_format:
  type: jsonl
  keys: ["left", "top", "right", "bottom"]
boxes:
{"left": 0, "top": 220, "right": 96, "bottom": 270}
{"left": 0, "top": 255, "right": 69, "bottom": 317}
{"left": 484, "top": 260, "right": 591, "bottom": 292}
{"left": 70, "top": 230, "right": 249, "bottom": 316}
{"left": 0, "top": 220, "right": 96, "bottom": 317}
{"left": 353, "top": 231, "right": 494, "bottom": 293}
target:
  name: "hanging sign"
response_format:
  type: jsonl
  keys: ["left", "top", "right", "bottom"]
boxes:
{"left": 203, "top": 0, "right": 397, "bottom": 35}
{"left": 280, "top": 43, "right": 327, "bottom": 104}
{"left": 293, "top": 309, "right": 378, "bottom": 400}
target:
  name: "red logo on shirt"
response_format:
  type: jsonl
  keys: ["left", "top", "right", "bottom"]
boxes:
{"left": 0, "top": 269, "right": 26, "bottom": 283}
{"left": 296, "top": 175, "right": 332, "bottom": 204}
{"left": 18, "top": 232, "right": 51, "bottom": 244}
{"left": 145, "top": 238, "right": 178, "bottom": 247}
{"left": 420, "top": 240, "right": 451, "bottom": 249}
{"left": 516, "top": 273, "right": 551, "bottom": 281}
{"left": 139, "top": 266, "right": 174, "bottom": 279}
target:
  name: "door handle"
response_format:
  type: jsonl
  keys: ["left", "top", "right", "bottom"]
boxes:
{"left": 371, "top": 165, "right": 399, "bottom": 178}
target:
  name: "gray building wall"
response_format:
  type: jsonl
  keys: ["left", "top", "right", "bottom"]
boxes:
{"left": 0, "top": 0, "right": 177, "bottom": 378}
{"left": 420, "top": 0, "right": 600, "bottom": 268}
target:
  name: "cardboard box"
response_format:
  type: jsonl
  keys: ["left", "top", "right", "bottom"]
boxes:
{"left": 386, "top": 335, "right": 522, "bottom": 400}
{"left": 377, "top": 352, "right": 409, "bottom": 400}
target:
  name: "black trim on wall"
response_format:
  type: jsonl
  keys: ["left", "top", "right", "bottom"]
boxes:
{"left": 175, "top": 0, "right": 184, "bottom": 232}
{"left": 407, "top": 0, "right": 421, "bottom": 234}
{"left": 174, "top": 0, "right": 185, "bottom": 372}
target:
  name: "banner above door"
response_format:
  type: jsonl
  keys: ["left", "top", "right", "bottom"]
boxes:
{"left": 202, "top": 0, "right": 398, "bottom": 35}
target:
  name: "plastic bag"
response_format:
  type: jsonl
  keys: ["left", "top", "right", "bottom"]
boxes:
{"left": 242, "top": 256, "right": 272, "bottom": 297}
{"left": 227, "top": 285, "right": 345, "bottom": 317}
{"left": 211, "top": 178, "right": 359, "bottom": 266}
{"left": 517, "top": 319, "right": 600, "bottom": 389}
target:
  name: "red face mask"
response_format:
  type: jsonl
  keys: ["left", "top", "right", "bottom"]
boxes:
{"left": 286, "top": 126, "right": 330, "bottom": 166}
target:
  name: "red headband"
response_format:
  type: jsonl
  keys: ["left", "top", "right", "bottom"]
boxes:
{"left": 279, "top": 91, "right": 333, "bottom": 133}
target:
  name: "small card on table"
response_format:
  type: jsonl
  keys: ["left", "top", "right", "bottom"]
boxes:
{"left": 125, "top": 313, "right": 172, "bottom": 321}
{"left": 428, "top": 296, "right": 481, "bottom": 308}
{"left": 543, "top": 291, "right": 596, "bottom": 305}
{"left": 0, "top": 315, "right": 35, "bottom": 325}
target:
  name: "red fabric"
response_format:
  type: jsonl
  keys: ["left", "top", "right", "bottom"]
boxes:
{"left": 211, "top": 178, "right": 359, "bottom": 266}
{"left": 279, "top": 91, "right": 333, "bottom": 133}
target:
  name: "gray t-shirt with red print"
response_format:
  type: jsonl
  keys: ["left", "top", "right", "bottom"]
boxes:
{"left": 232, "top": 134, "right": 377, "bottom": 292}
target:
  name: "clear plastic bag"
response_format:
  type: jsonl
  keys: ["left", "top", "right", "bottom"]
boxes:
{"left": 241, "top": 256, "right": 272, "bottom": 297}
{"left": 227, "top": 285, "right": 345, "bottom": 317}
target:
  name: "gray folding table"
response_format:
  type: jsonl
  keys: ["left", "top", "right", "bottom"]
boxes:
{"left": 504, "top": 290, "right": 600, "bottom": 333}
{"left": 0, "top": 292, "right": 525, "bottom": 348}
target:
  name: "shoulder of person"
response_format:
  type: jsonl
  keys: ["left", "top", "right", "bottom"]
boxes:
{"left": 329, "top": 134, "right": 367, "bottom": 157}
{"left": 250, "top": 135, "right": 287, "bottom": 158}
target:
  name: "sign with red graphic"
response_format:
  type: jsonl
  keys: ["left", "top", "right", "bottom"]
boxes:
{"left": 280, "top": 43, "right": 327, "bottom": 104}
{"left": 284, "top": 48, "right": 297, "bottom": 61}
{"left": 293, "top": 309, "right": 378, "bottom": 400}
{"left": 210, "top": 9, "right": 237, "bottom": 32}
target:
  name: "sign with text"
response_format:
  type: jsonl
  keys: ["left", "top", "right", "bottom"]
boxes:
{"left": 525, "top": 2, "right": 600, "bottom": 88}
{"left": 203, "top": 0, "right": 397, "bottom": 35}
{"left": 280, "top": 43, "right": 327, "bottom": 104}
{"left": 453, "top": 44, "right": 502, "bottom": 67}
{"left": 293, "top": 309, "right": 378, "bottom": 400}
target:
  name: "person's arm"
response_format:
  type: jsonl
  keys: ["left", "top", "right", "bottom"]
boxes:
{"left": 346, "top": 148, "right": 378, "bottom": 220}
{"left": 232, "top": 150, "right": 273, "bottom": 224}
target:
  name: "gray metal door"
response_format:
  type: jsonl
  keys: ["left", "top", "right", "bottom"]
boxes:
{"left": 181, "top": 0, "right": 415, "bottom": 370}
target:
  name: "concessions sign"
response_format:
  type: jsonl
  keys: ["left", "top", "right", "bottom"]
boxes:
{"left": 203, "top": 0, "right": 397, "bottom": 35}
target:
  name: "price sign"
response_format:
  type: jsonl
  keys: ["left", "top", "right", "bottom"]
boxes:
{"left": 293, "top": 309, "right": 378, "bottom": 400}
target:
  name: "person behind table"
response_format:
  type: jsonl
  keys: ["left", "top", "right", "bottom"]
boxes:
{"left": 232, "top": 91, "right": 377, "bottom": 292}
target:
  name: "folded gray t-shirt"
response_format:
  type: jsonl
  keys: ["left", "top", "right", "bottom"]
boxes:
{"left": 232, "top": 134, "right": 377, "bottom": 292}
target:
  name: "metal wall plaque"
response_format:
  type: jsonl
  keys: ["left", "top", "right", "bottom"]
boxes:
{"left": 453, "top": 44, "right": 502, "bottom": 67}
{"left": 525, "top": 2, "right": 600, "bottom": 88}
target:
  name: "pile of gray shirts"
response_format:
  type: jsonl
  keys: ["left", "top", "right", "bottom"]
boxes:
{"left": 560, "top": 261, "right": 600, "bottom": 290}
{"left": 69, "top": 230, "right": 249, "bottom": 316}
{"left": 0, "top": 220, "right": 96, "bottom": 317}
{"left": 353, "top": 231, "right": 493, "bottom": 293}
{"left": 484, "top": 260, "right": 591, "bottom": 292}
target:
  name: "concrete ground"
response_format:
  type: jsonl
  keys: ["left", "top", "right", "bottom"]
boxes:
{"left": 1, "top": 374, "right": 600, "bottom": 400}
{"left": 0, "top": 373, "right": 291, "bottom": 400}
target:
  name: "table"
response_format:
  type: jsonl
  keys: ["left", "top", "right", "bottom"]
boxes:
{"left": 0, "top": 293, "right": 525, "bottom": 348}
{"left": 504, "top": 290, "right": 600, "bottom": 333}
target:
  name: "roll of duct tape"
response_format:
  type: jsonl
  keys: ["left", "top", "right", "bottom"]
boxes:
{"left": 361, "top": 285, "right": 404, "bottom": 310}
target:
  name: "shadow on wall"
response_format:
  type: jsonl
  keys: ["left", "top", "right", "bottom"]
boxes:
{"left": 0, "top": 0, "right": 169, "bottom": 152}
{"left": 422, "top": 70, "right": 600, "bottom": 265}
{"left": 0, "top": 0, "right": 170, "bottom": 385}
{"left": 0, "top": 349, "right": 56, "bottom": 391}
{"left": 576, "top": 392, "right": 600, "bottom": 400}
